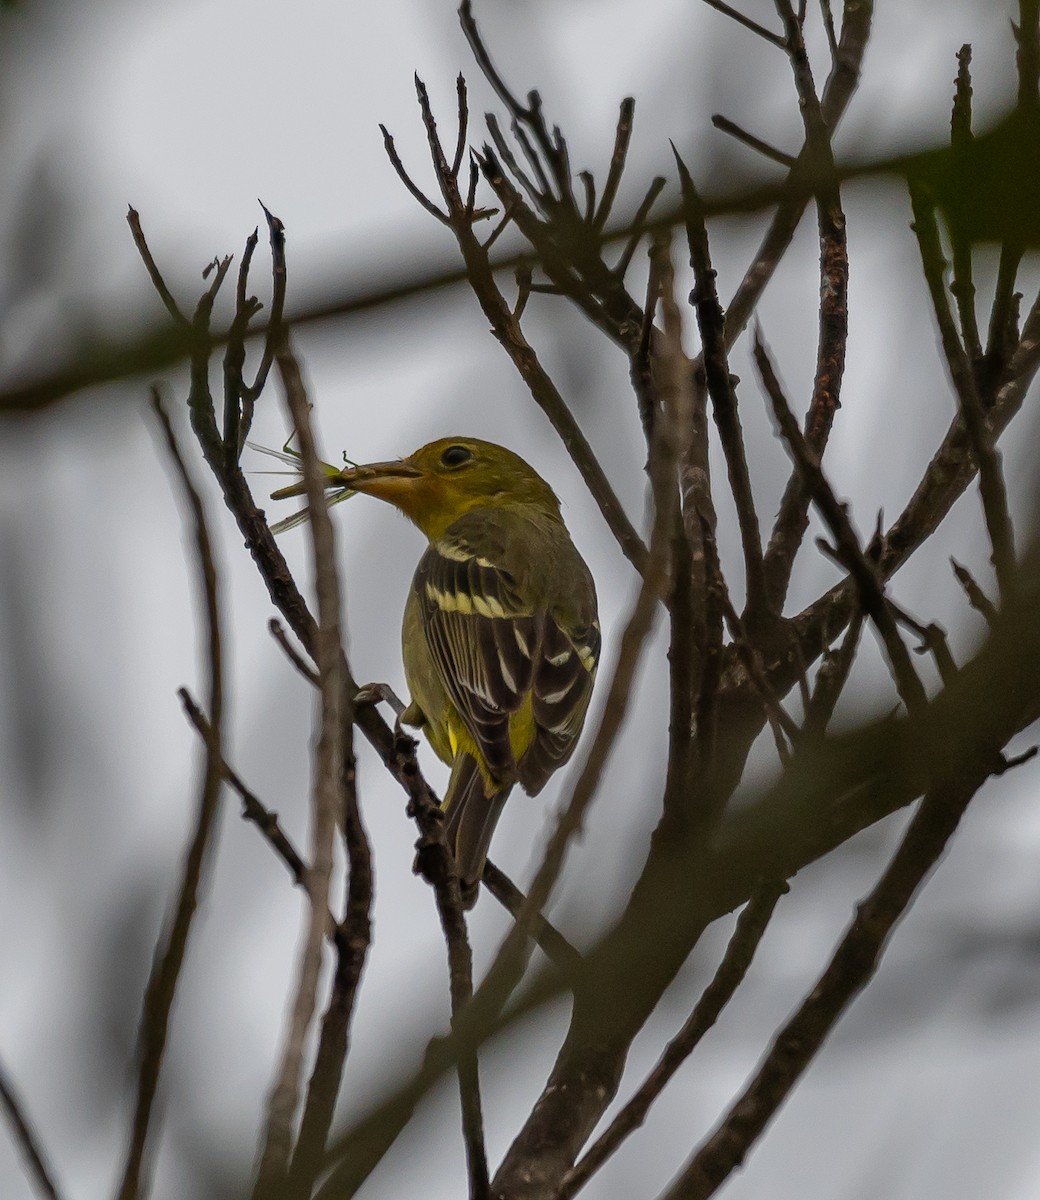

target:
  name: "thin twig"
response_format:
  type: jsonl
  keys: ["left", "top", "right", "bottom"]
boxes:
{"left": 452, "top": 73, "right": 470, "bottom": 179}
{"left": 951, "top": 558, "right": 998, "bottom": 626}
{"left": 910, "top": 186, "right": 1017, "bottom": 600}
{"left": 701, "top": 0, "right": 786, "bottom": 48}
{"left": 613, "top": 176, "right": 667, "bottom": 281}
{"left": 394, "top": 718, "right": 490, "bottom": 1200}
{"left": 1015, "top": 0, "right": 1040, "bottom": 107}
{"left": 481, "top": 861, "right": 584, "bottom": 978}
{"left": 126, "top": 207, "right": 189, "bottom": 327}
{"left": 380, "top": 123, "right": 450, "bottom": 224}
{"left": 721, "top": 0, "right": 874, "bottom": 347}
{"left": 675, "top": 150, "right": 768, "bottom": 628}
{"left": 402, "top": 86, "right": 650, "bottom": 580}
{"left": 512, "top": 117, "right": 555, "bottom": 202}
{"left": 652, "top": 233, "right": 705, "bottom": 833}
{"left": 116, "top": 390, "right": 225, "bottom": 1200}
{"left": 179, "top": 690, "right": 340, "bottom": 938}
{"left": 0, "top": 1057, "right": 65, "bottom": 1200}
{"left": 253, "top": 344, "right": 349, "bottom": 1200}
{"left": 949, "top": 45, "right": 982, "bottom": 364}
{"left": 986, "top": 243, "right": 1024, "bottom": 382}
{"left": 819, "top": 0, "right": 838, "bottom": 60}
{"left": 762, "top": 0, "right": 849, "bottom": 614}
{"left": 882, "top": 590, "right": 958, "bottom": 686}
{"left": 593, "top": 97, "right": 636, "bottom": 230}
{"left": 721, "top": 598, "right": 798, "bottom": 763}
{"left": 482, "top": 195, "right": 517, "bottom": 251}
{"left": 711, "top": 115, "right": 796, "bottom": 167}
{"left": 288, "top": 720, "right": 372, "bottom": 1200}
{"left": 268, "top": 617, "right": 320, "bottom": 686}
{"left": 243, "top": 206, "right": 289, "bottom": 408}
{"left": 753, "top": 330, "right": 927, "bottom": 715}
{"left": 459, "top": 0, "right": 529, "bottom": 124}
{"left": 801, "top": 611, "right": 863, "bottom": 738}
{"left": 484, "top": 116, "right": 544, "bottom": 210}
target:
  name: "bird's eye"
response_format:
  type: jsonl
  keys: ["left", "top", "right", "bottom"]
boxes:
{"left": 440, "top": 445, "right": 473, "bottom": 468}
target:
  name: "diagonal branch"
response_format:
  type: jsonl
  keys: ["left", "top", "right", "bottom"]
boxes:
{"left": 675, "top": 152, "right": 769, "bottom": 628}
{"left": 116, "top": 389, "right": 225, "bottom": 1200}
{"left": 557, "top": 883, "right": 785, "bottom": 1200}
{"left": 753, "top": 330, "right": 927, "bottom": 715}
{"left": 909, "top": 187, "right": 1017, "bottom": 601}
{"left": 0, "top": 1057, "right": 66, "bottom": 1200}
{"left": 252, "top": 345, "right": 349, "bottom": 1200}
{"left": 760, "top": 0, "right": 849, "bottom": 613}
{"left": 701, "top": 0, "right": 786, "bottom": 48}
{"left": 660, "top": 766, "right": 982, "bottom": 1200}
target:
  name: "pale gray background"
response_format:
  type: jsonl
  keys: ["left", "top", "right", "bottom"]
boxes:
{"left": 1, "top": 1, "right": 1039, "bottom": 1198}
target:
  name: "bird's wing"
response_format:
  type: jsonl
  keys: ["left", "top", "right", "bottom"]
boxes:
{"left": 519, "top": 611, "right": 600, "bottom": 794}
{"left": 413, "top": 533, "right": 540, "bottom": 784}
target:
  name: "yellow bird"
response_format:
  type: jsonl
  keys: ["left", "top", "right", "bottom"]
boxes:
{"left": 311, "top": 437, "right": 600, "bottom": 906}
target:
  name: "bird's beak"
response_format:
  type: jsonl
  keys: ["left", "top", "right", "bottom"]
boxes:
{"left": 341, "top": 457, "right": 451, "bottom": 531}
{"left": 338, "top": 459, "right": 426, "bottom": 506}
{"left": 268, "top": 457, "right": 424, "bottom": 503}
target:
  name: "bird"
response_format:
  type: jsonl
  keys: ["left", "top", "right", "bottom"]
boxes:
{"left": 307, "top": 436, "right": 600, "bottom": 907}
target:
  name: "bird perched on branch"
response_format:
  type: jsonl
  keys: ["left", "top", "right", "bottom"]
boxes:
{"left": 310, "top": 437, "right": 599, "bottom": 906}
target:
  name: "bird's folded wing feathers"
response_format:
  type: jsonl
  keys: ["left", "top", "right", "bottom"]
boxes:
{"left": 413, "top": 524, "right": 599, "bottom": 792}
{"left": 521, "top": 614, "right": 600, "bottom": 793}
{"left": 415, "top": 535, "right": 539, "bottom": 783}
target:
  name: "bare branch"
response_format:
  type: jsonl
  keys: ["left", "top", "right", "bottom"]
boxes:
{"left": 721, "top": 597, "right": 798, "bottom": 764}
{"left": 393, "top": 88, "right": 650, "bottom": 579}
{"left": 391, "top": 721, "right": 490, "bottom": 1200}
{"left": 558, "top": 883, "right": 785, "bottom": 1200}
{"left": 243, "top": 205, "right": 289, "bottom": 407}
{"left": 909, "top": 186, "right": 1017, "bottom": 600}
{"left": 801, "top": 611, "right": 863, "bottom": 738}
{"left": 126, "top": 207, "right": 189, "bottom": 327}
{"left": 380, "top": 122, "right": 450, "bottom": 224}
{"left": 660, "top": 770, "right": 983, "bottom": 1200}
{"left": 179, "top": 690, "right": 314, "bottom": 899}
{"left": 710, "top": 115, "right": 797, "bottom": 167}
{"left": 762, "top": 0, "right": 849, "bottom": 613}
{"left": 0, "top": 1057, "right": 66, "bottom": 1200}
{"left": 948, "top": 45, "right": 983, "bottom": 364}
{"left": 754, "top": 329, "right": 927, "bottom": 715}
{"left": 613, "top": 175, "right": 667, "bottom": 281}
{"left": 1015, "top": 0, "right": 1040, "bottom": 106}
{"left": 675, "top": 151, "right": 769, "bottom": 628}
{"left": 116, "top": 390, "right": 225, "bottom": 1200}
{"left": 593, "top": 97, "right": 636, "bottom": 230}
{"left": 481, "top": 862, "right": 584, "bottom": 978}
{"left": 268, "top": 617, "right": 321, "bottom": 686}
{"left": 951, "top": 557, "right": 999, "bottom": 626}
{"left": 701, "top": 0, "right": 786, "bottom": 48}
{"left": 819, "top": 0, "right": 838, "bottom": 60}
{"left": 253, "top": 344, "right": 350, "bottom": 1199}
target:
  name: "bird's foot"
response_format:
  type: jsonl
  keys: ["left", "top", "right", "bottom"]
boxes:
{"left": 354, "top": 681, "right": 407, "bottom": 717}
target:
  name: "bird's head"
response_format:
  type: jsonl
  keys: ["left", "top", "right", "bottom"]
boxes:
{"left": 335, "top": 437, "right": 562, "bottom": 540}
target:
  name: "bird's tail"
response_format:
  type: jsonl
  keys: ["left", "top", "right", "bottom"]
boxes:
{"left": 443, "top": 754, "right": 511, "bottom": 909}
